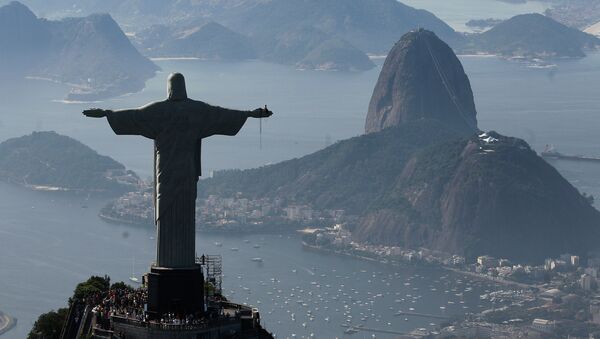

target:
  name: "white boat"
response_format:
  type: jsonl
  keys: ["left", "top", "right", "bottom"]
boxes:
{"left": 344, "top": 327, "right": 359, "bottom": 334}
{"left": 129, "top": 257, "right": 140, "bottom": 284}
{"left": 251, "top": 257, "right": 263, "bottom": 262}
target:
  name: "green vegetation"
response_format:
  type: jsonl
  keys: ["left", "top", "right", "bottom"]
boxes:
{"left": 0, "top": 131, "right": 138, "bottom": 193}
{"left": 29, "top": 276, "right": 134, "bottom": 339}
{"left": 200, "top": 119, "right": 464, "bottom": 214}
{"left": 139, "top": 21, "right": 257, "bottom": 61}
{"left": 27, "top": 308, "right": 68, "bottom": 339}
{"left": 297, "top": 36, "right": 375, "bottom": 71}
{"left": 71, "top": 275, "right": 110, "bottom": 304}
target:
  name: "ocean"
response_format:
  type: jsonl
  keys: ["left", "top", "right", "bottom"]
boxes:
{"left": 3, "top": 31, "right": 600, "bottom": 339}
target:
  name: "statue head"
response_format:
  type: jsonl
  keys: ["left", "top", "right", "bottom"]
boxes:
{"left": 167, "top": 73, "right": 188, "bottom": 101}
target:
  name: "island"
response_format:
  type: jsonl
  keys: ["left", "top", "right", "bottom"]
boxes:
{"left": 0, "top": 131, "right": 142, "bottom": 194}
{"left": 461, "top": 13, "right": 600, "bottom": 59}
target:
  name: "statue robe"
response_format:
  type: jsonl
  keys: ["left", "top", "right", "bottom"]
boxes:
{"left": 106, "top": 99, "right": 248, "bottom": 268}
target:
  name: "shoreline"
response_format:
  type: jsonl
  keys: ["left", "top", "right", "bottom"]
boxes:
{"left": 96, "top": 212, "right": 538, "bottom": 291}
{"left": 301, "top": 242, "right": 537, "bottom": 290}
{"left": 97, "top": 206, "right": 538, "bottom": 291}
{"left": 98, "top": 212, "right": 302, "bottom": 235}
{"left": 25, "top": 73, "right": 150, "bottom": 103}
{"left": 0, "top": 310, "right": 17, "bottom": 336}
{"left": 98, "top": 211, "right": 151, "bottom": 227}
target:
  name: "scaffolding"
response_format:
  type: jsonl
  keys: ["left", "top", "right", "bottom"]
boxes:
{"left": 197, "top": 254, "right": 223, "bottom": 296}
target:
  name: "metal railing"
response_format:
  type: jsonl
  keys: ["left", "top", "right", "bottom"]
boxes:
{"left": 111, "top": 315, "right": 240, "bottom": 332}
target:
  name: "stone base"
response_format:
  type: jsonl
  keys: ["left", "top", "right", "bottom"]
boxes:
{"left": 146, "top": 265, "right": 204, "bottom": 318}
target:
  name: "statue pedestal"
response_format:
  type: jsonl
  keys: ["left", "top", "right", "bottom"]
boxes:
{"left": 146, "top": 265, "right": 204, "bottom": 318}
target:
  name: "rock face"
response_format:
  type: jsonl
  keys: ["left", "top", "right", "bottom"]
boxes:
{"left": 365, "top": 30, "right": 478, "bottom": 134}
{"left": 0, "top": 131, "right": 140, "bottom": 193}
{"left": 0, "top": 1, "right": 157, "bottom": 100}
{"left": 353, "top": 131, "right": 600, "bottom": 262}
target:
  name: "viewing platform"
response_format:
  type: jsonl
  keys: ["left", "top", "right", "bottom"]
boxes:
{"left": 59, "top": 280, "right": 273, "bottom": 339}
{"left": 105, "top": 303, "right": 268, "bottom": 339}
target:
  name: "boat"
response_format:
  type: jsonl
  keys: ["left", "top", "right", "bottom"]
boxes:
{"left": 251, "top": 257, "right": 263, "bottom": 262}
{"left": 214, "top": 242, "right": 223, "bottom": 247}
{"left": 230, "top": 247, "right": 239, "bottom": 251}
{"left": 344, "top": 327, "right": 359, "bottom": 334}
{"left": 541, "top": 145, "right": 600, "bottom": 163}
{"left": 129, "top": 257, "right": 140, "bottom": 284}
{"left": 527, "top": 61, "right": 558, "bottom": 69}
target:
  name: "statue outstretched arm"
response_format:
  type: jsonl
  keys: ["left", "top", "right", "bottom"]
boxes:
{"left": 248, "top": 106, "right": 274, "bottom": 118}
{"left": 198, "top": 103, "right": 273, "bottom": 137}
{"left": 83, "top": 108, "right": 112, "bottom": 118}
{"left": 82, "top": 103, "right": 163, "bottom": 139}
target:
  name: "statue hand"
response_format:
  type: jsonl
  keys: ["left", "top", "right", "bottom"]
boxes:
{"left": 83, "top": 108, "right": 109, "bottom": 118}
{"left": 250, "top": 107, "right": 273, "bottom": 118}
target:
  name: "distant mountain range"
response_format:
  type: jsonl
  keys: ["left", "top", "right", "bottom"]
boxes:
{"left": 1, "top": 0, "right": 461, "bottom": 52}
{"left": 0, "top": 131, "right": 141, "bottom": 193}
{"left": 130, "top": 0, "right": 461, "bottom": 71}
{"left": 0, "top": 1, "right": 157, "bottom": 101}
{"left": 197, "top": 30, "right": 600, "bottom": 262}
{"left": 3, "top": 1, "right": 597, "bottom": 74}
{"left": 3, "top": 0, "right": 460, "bottom": 72}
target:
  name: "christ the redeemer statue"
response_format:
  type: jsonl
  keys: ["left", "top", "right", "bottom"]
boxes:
{"left": 84, "top": 73, "right": 272, "bottom": 269}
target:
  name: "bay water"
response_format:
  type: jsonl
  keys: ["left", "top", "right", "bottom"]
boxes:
{"left": 2, "top": 50, "right": 600, "bottom": 339}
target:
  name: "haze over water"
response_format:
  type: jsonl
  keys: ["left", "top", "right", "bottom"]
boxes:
{"left": 3, "top": 52, "right": 600, "bottom": 338}
{"left": 3, "top": 2, "right": 600, "bottom": 337}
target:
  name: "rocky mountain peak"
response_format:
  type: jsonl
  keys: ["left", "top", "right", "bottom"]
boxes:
{"left": 365, "top": 29, "right": 478, "bottom": 134}
{"left": 0, "top": 1, "right": 36, "bottom": 19}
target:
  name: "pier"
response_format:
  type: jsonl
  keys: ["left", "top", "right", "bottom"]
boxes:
{"left": 394, "top": 311, "right": 450, "bottom": 320}
{"left": 341, "top": 324, "right": 408, "bottom": 335}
